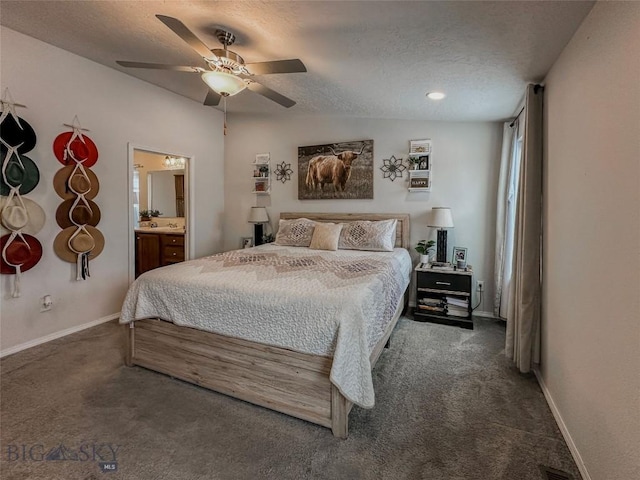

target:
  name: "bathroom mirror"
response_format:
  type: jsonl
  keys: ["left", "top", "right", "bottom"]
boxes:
{"left": 130, "top": 146, "right": 192, "bottom": 283}
{"left": 147, "top": 169, "right": 185, "bottom": 218}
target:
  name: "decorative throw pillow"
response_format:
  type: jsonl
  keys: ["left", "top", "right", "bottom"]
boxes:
{"left": 338, "top": 219, "right": 397, "bottom": 252}
{"left": 309, "top": 222, "right": 343, "bottom": 251}
{"left": 274, "top": 218, "right": 316, "bottom": 247}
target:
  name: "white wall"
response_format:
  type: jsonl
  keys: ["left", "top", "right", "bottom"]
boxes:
{"left": 0, "top": 27, "right": 225, "bottom": 353}
{"left": 542, "top": 3, "right": 640, "bottom": 480}
{"left": 224, "top": 114, "right": 502, "bottom": 309}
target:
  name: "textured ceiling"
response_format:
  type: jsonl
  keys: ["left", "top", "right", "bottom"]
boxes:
{"left": 0, "top": 1, "right": 594, "bottom": 121}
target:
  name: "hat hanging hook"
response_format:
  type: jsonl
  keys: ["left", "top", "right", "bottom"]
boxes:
{"left": 0, "top": 88, "right": 26, "bottom": 127}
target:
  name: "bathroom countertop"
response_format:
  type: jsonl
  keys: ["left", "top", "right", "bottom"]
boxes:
{"left": 135, "top": 227, "right": 185, "bottom": 235}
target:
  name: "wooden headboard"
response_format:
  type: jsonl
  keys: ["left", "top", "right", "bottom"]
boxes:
{"left": 279, "top": 212, "right": 411, "bottom": 250}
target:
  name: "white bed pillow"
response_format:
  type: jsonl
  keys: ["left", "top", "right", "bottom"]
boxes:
{"left": 309, "top": 222, "right": 343, "bottom": 251}
{"left": 274, "top": 218, "right": 316, "bottom": 247}
{"left": 338, "top": 219, "right": 397, "bottom": 252}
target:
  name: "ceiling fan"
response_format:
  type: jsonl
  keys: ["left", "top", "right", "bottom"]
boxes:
{"left": 117, "top": 15, "right": 306, "bottom": 108}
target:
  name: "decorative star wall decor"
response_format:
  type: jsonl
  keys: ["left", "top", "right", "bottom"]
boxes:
{"left": 275, "top": 161, "right": 293, "bottom": 183}
{"left": 380, "top": 156, "right": 406, "bottom": 181}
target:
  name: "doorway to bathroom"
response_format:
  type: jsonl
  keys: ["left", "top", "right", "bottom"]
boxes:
{"left": 127, "top": 145, "right": 193, "bottom": 282}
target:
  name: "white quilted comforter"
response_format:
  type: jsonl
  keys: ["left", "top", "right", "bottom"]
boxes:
{"left": 120, "top": 244, "right": 412, "bottom": 407}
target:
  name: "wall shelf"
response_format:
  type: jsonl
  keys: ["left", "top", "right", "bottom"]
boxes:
{"left": 407, "top": 140, "right": 432, "bottom": 192}
{"left": 408, "top": 169, "right": 431, "bottom": 192}
{"left": 251, "top": 153, "right": 271, "bottom": 195}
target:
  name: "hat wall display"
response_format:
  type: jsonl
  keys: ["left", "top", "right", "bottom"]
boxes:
{"left": 0, "top": 196, "right": 46, "bottom": 235}
{"left": 0, "top": 115, "right": 37, "bottom": 154}
{"left": 0, "top": 233, "right": 43, "bottom": 275}
{"left": 1, "top": 91, "right": 42, "bottom": 297}
{"left": 0, "top": 148, "right": 40, "bottom": 196}
{"left": 53, "top": 131, "right": 98, "bottom": 167}
{"left": 53, "top": 118, "right": 103, "bottom": 281}
{"left": 53, "top": 225, "right": 105, "bottom": 263}
{"left": 55, "top": 198, "right": 101, "bottom": 228}
{"left": 53, "top": 165, "right": 99, "bottom": 200}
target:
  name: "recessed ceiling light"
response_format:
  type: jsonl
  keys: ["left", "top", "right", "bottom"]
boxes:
{"left": 427, "top": 92, "right": 446, "bottom": 100}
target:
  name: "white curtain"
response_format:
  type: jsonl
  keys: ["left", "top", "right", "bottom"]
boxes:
{"left": 504, "top": 84, "right": 543, "bottom": 373}
{"left": 494, "top": 120, "right": 523, "bottom": 319}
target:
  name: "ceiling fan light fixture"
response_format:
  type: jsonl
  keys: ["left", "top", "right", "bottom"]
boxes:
{"left": 201, "top": 71, "right": 247, "bottom": 96}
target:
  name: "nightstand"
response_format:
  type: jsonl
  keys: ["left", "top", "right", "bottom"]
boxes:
{"left": 414, "top": 264, "right": 473, "bottom": 329}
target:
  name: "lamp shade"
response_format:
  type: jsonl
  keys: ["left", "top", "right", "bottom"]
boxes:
{"left": 201, "top": 71, "right": 247, "bottom": 96}
{"left": 427, "top": 207, "right": 454, "bottom": 228}
{"left": 248, "top": 206, "right": 269, "bottom": 224}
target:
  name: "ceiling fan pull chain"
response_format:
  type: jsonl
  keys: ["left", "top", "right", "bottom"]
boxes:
{"left": 223, "top": 97, "right": 227, "bottom": 136}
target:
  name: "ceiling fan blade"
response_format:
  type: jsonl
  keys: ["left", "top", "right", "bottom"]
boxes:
{"left": 156, "top": 15, "right": 216, "bottom": 60}
{"left": 116, "top": 61, "right": 202, "bottom": 72}
{"left": 203, "top": 89, "right": 222, "bottom": 106}
{"left": 246, "top": 82, "right": 296, "bottom": 108}
{"left": 245, "top": 59, "right": 307, "bottom": 75}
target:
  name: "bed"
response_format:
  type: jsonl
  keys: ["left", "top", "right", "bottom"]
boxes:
{"left": 120, "top": 212, "right": 411, "bottom": 438}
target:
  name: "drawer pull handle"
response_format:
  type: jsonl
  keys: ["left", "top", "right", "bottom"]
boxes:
{"left": 436, "top": 281, "right": 451, "bottom": 286}
{"left": 172, "top": 253, "right": 177, "bottom": 256}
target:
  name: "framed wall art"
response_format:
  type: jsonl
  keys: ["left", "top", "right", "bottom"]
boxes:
{"left": 298, "top": 139, "right": 373, "bottom": 200}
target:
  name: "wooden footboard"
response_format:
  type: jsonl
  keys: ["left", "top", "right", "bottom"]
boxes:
{"left": 125, "top": 293, "right": 404, "bottom": 438}
{"left": 127, "top": 318, "right": 337, "bottom": 429}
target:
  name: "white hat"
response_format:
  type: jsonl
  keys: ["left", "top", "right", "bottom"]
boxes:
{"left": 0, "top": 195, "right": 45, "bottom": 235}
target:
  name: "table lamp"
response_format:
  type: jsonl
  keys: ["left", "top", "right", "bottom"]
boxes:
{"left": 248, "top": 207, "right": 269, "bottom": 246}
{"left": 427, "top": 207, "right": 454, "bottom": 263}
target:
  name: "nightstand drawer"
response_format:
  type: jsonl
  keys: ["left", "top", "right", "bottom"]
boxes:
{"left": 418, "top": 272, "right": 471, "bottom": 293}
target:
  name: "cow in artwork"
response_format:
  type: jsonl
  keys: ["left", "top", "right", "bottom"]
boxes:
{"left": 305, "top": 144, "right": 366, "bottom": 192}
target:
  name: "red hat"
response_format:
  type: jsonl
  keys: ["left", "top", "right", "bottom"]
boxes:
{"left": 0, "top": 233, "right": 43, "bottom": 274}
{"left": 53, "top": 132, "right": 98, "bottom": 167}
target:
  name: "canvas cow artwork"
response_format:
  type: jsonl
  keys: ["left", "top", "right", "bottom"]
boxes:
{"left": 298, "top": 140, "right": 373, "bottom": 200}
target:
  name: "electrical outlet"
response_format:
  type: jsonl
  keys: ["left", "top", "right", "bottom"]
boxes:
{"left": 40, "top": 294, "right": 53, "bottom": 312}
{"left": 476, "top": 280, "right": 484, "bottom": 292}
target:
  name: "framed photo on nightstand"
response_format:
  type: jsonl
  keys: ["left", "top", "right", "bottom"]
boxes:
{"left": 241, "top": 237, "right": 254, "bottom": 249}
{"left": 452, "top": 247, "right": 467, "bottom": 263}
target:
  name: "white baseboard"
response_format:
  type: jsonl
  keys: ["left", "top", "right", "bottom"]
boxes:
{"left": 534, "top": 367, "right": 591, "bottom": 480}
{"left": 0, "top": 313, "right": 120, "bottom": 358}
{"left": 473, "top": 310, "right": 497, "bottom": 319}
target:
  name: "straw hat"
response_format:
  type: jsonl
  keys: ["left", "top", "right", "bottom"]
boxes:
{"left": 53, "top": 226, "right": 104, "bottom": 263}
{"left": 55, "top": 198, "right": 101, "bottom": 228}
{"left": 0, "top": 196, "right": 46, "bottom": 235}
{"left": 0, "top": 233, "right": 43, "bottom": 274}
{"left": 53, "top": 165, "right": 99, "bottom": 200}
{"left": 0, "top": 149, "right": 40, "bottom": 196}
{"left": 0, "top": 115, "right": 37, "bottom": 154}
{"left": 53, "top": 132, "right": 98, "bottom": 167}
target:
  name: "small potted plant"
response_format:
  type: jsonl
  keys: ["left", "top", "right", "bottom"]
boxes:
{"left": 259, "top": 165, "right": 269, "bottom": 178}
{"left": 149, "top": 209, "right": 162, "bottom": 217}
{"left": 407, "top": 156, "right": 421, "bottom": 170}
{"left": 139, "top": 209, "right": 151, "bottom": 222}
{"left": 262, "top": 233, "right": 275, "bottom": 244}
{"left": 415, "top": 240, "right": 436, "bottom": 265}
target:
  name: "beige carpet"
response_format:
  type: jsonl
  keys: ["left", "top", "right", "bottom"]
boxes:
{"left": 0, "top": 317, "right": 580, "bottom": 480}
